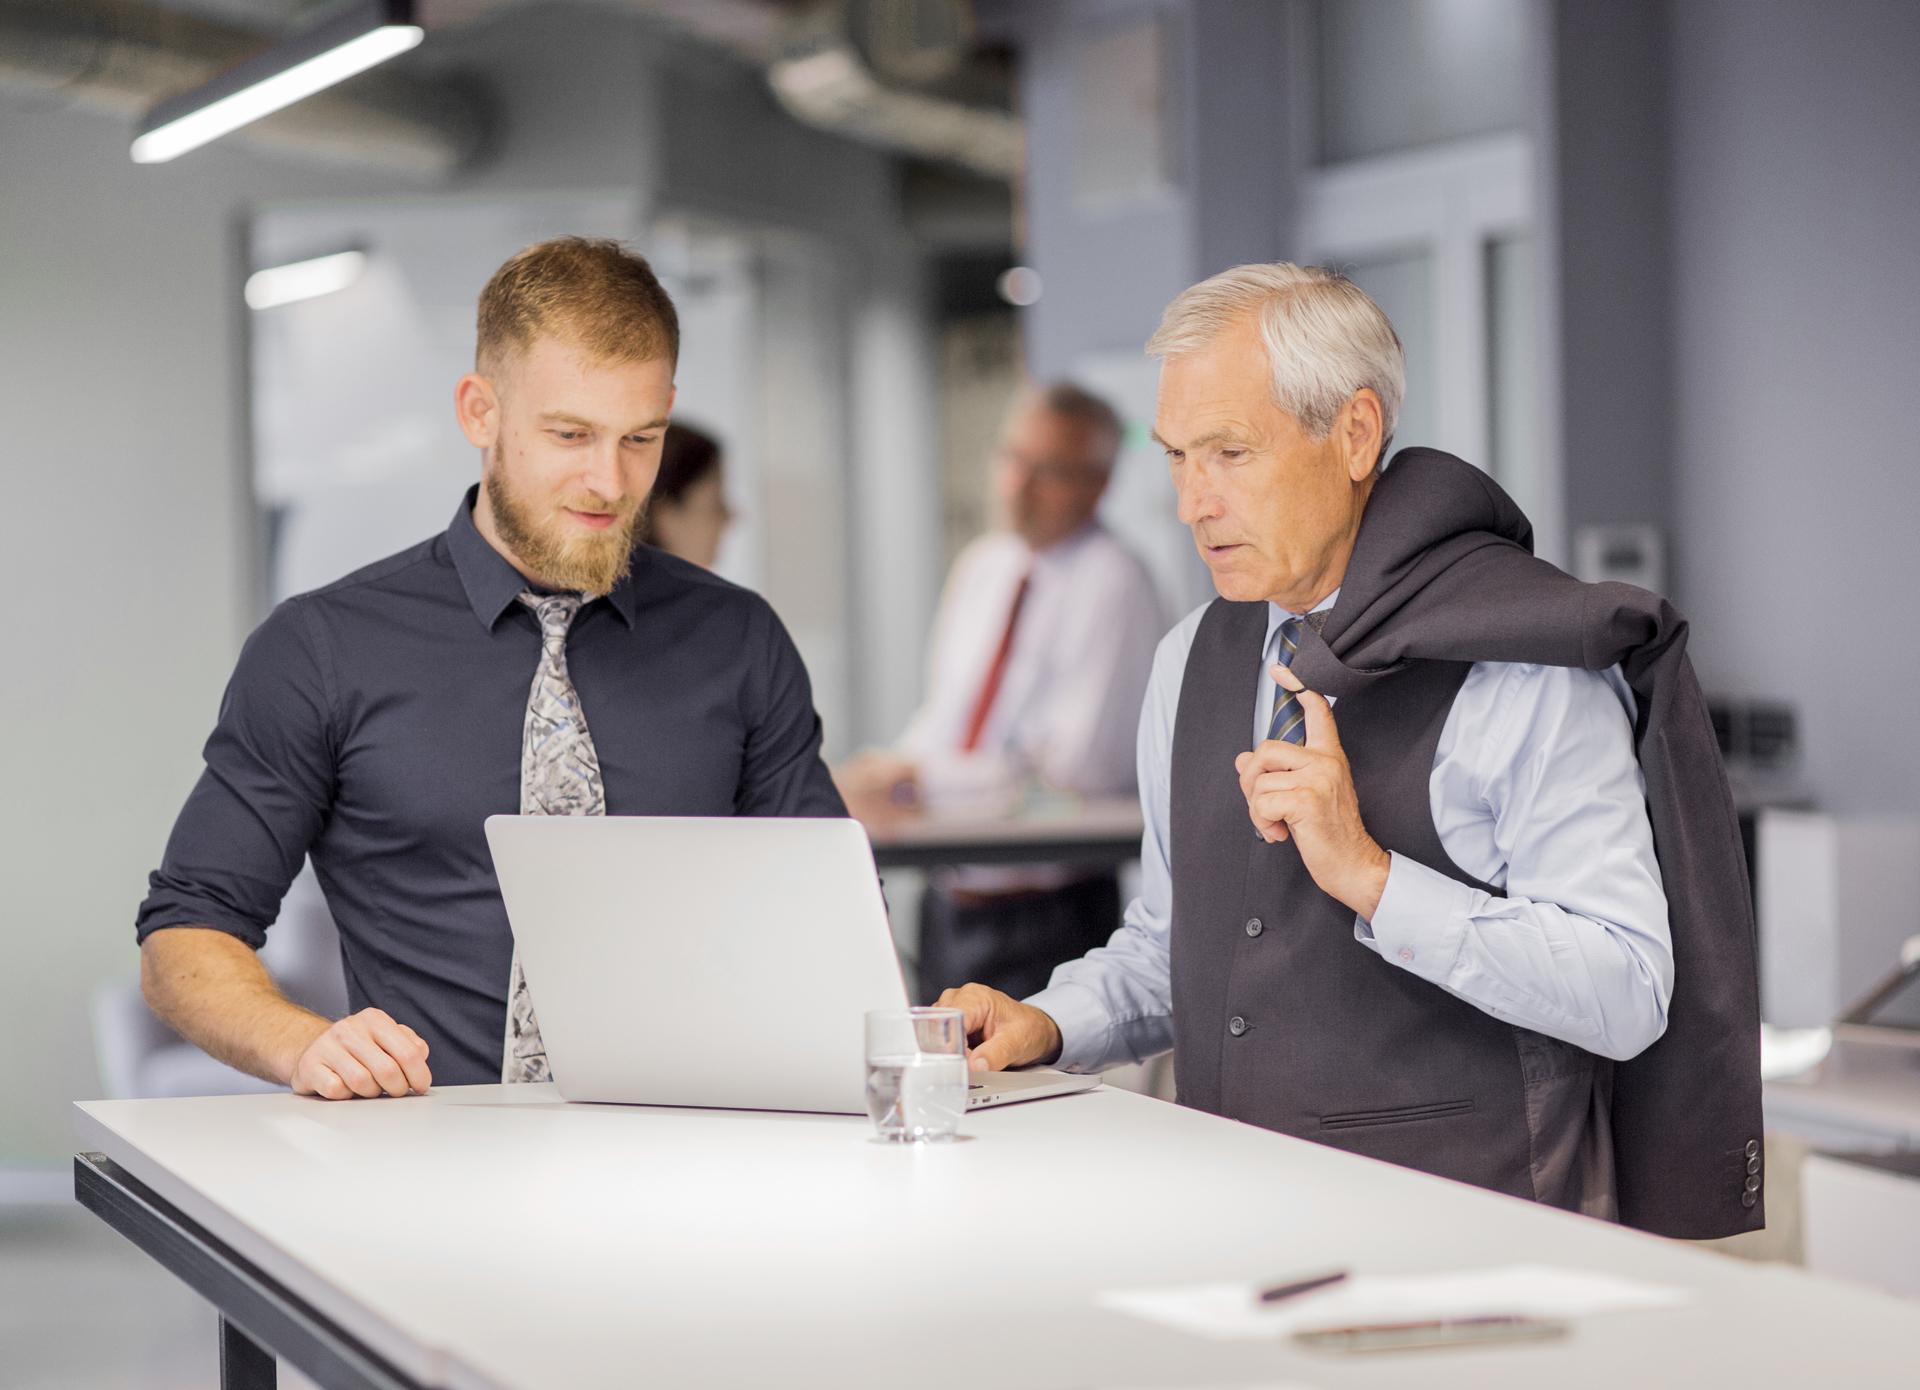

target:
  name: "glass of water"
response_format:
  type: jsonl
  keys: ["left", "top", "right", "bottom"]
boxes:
{"left": 864, "top": 1007, "right": 967, "bottom": 1142}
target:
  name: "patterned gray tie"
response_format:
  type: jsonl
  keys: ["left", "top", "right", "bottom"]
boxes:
{"left": 502, "top": 591, "right": 606, "bottom": 1083}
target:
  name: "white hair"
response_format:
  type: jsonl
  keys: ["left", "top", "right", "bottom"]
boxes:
{"left": 1145, "top": 263, "right": 1405, "bottom": 459}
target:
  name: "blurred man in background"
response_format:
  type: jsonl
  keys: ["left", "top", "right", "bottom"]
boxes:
{"left": 839, "top": 383, "right": 1166, "bottom": 1002}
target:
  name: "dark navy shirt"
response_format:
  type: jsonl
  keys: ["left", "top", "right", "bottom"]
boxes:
{"left": 137, "top": 489, "right": 847, "bottom": 1083}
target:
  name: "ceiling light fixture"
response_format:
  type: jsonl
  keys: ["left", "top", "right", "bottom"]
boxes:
{"left": 996, "top": 266, "right": 1043, "bottom": 307}
{"left": 132, "top": 1, "right": 423, "bottom": 165}
{"left": 244, "top": 249, "right": 368, "bottom": 311}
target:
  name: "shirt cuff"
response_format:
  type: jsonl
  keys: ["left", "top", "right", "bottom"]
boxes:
{"left": 1353, "top": 851, "right": 1474, "bottom": 988}
{"left": 1023, "top": 980, "right": 1112, "bottom": 1074}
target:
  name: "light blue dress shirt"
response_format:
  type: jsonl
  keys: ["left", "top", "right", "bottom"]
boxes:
{"left": 1027, "top": 590, "right": 1675, "bottom": 1072}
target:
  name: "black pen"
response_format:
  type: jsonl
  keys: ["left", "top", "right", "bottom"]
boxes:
{"left": 1256, "top": 1269, "right": 1350, "bottom": 1304}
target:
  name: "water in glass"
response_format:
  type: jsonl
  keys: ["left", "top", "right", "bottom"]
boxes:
{"left": 866, "top": 1051, "right": 967, "bottom": 1141}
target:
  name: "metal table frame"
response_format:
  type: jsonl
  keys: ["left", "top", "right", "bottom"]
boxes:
{"left": 868, "top": 831, "right": 1140, "bottom": 870}
{"left": 73, "top": 1152, "right": 425, "bottom": 1390}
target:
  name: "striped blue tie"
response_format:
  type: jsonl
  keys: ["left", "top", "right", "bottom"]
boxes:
{"left": 1266, "top": 616, "right": 1310, "bottom": 745}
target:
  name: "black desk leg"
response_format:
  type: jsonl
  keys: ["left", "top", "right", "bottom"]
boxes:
{"left": 220, "top": 1316, "right": 276, "bottom": 1390}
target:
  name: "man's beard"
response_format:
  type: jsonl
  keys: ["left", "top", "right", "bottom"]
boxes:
{"left": 484, "top": 448, "right": 645, "bottom": 596}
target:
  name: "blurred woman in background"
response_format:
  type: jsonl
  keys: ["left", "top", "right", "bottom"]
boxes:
{"left": 641, "top": 421, "right": 735, "bottom": 569}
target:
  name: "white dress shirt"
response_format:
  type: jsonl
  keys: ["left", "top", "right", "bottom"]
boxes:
{"left": 1028, "top": 590, "right": 1675, "bottom": 1068}
{"left": 897, "top": 521, "right": 1166, "bottom": 891}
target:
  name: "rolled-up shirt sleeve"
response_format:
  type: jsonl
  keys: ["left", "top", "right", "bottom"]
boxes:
{"left": 135, "top": 598, "right": 338, "bottom": 949}
{"left": 1025, "top": 607, "right": 1205, "bottom": 1071}
{"left": 732, "top": 594, "right": 847, "bottom": 819}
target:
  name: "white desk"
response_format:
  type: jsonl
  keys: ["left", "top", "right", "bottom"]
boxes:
{"left": 75, "top": 1084, "right": 1920, "bottom": 1389}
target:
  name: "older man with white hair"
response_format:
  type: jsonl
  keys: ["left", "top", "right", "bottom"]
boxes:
{"left": 942, "top": 264, "right": 1763, "bottom": 1241}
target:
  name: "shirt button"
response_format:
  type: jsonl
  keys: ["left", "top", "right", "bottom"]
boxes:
{"left": 1245, "top": 917, "right": 1264, "bottom": 938}
{"left": 1398, "top": 947, "right": 1415, "bottom": 964}
{"left": 1228, "top": 1015, "right": 1249, "bottom": 1037}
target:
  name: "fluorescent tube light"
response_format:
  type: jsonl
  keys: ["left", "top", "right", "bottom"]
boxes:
{"left": 245, "top": 250, "right": 368, "bottom": 310}
{"left": 132, "top": 1, "right": 423, "bottom": 165}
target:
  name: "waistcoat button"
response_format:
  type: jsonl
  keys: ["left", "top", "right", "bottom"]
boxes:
{"left": 1228, "top": 1015, "right": 1248, "bottom": 1037}
{"left": 1245, "top": 917, "right": 1264, "bottom": 938}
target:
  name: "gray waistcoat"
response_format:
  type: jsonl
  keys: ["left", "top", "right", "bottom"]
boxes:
{"left": 1170, "top": 598, "right": 1615, "bottom": 1214}
{"left": 1177, "top": 450, "right": 1764, "bottom": 1240}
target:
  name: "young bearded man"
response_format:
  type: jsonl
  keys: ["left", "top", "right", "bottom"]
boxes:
{"left": 137, "top": 237, "right": 844, "bottom": 1099}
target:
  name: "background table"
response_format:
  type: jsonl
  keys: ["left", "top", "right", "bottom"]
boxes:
{"left": 863, "top": 796, "right": 1144, "bottom": 869}
{"left": 74, "top": 1082, "right": 1920, "bottom": 1389}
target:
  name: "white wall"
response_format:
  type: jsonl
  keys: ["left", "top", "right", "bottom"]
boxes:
{"left": 1668, "top": 0, "right": 1920, "bottom": 813}
{"left": 1003, "top": 0, "right": 1296, "bottom": 380}
{"left": 985, "top": 0, "right": 1300, "bottom": 622}
{"left": 1314, "top": 0, "right": 1530, "bottom": 163}
{"left": 0, "top": 106, "right": 417, "bottom": 1169}
{"left": 656, "top": 42, "right": 943, "bottom": 751}
{"left": 1547, "top": 0, "right": 1673, "bottom": 543}
{"left": 849, "top": 271, "right": 943, "bottom": 746}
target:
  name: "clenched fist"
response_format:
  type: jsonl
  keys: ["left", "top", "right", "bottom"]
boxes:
{"left": 291, "top": 1008, "right": 432, "bottom": 1099}
{"left": 1235, "top": 661, "right": 1391, "bottom": 921}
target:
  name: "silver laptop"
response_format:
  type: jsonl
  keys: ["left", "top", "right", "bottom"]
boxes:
{"left": 483, "top": 815, "right": 1100, "bottom": 1115}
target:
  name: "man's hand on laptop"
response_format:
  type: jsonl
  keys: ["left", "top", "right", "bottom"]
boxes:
{"left": 290, "top": 1008, "right": 432, "bottom": 1099}
{"left": 937, "top": 984, "right": 1063, "bottom": 1073}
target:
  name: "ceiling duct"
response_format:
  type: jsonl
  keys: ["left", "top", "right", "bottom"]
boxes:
{"left": 0, "top": 0, "right": 485, "bottom": 177}
{"left": 767, "top": 0, "right": 1020, "bottom": 181}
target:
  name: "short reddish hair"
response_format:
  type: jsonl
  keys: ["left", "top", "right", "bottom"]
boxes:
{"left": 475, "top": 236, "right": 679, "bottom": 375}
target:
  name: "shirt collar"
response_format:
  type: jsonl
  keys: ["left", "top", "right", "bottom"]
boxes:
{"left": 1022, "top": 518, "right": 1103, "bottom": 571}
{"left": 1264, "top": 587, "right": 1339, "bottom": 649}
{"left": 445, "top": 485, "right": 640, "bottom": 630}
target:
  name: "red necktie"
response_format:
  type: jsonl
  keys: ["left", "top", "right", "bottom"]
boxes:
{"left": 959, "top": 573, "right": 1031, "bottom": 752}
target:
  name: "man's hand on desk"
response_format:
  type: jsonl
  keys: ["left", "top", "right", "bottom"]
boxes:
{"left": 937, "top": 983, "right": 1063, "bottom": 1072}
{"left": 834, "top": 751, "right": 921, "bottom": 826}
{"left": 290, "top": 1009, "right": 432, "bottom": 1100}
{"left": 142, "top": 927, "right": 432, "bottom": 1100}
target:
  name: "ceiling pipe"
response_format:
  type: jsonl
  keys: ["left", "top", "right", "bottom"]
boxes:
{"left": 767, "top": 0, "right": 1021, "bottom": 181}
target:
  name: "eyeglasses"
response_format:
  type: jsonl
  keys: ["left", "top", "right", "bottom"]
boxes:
{"left": 995, "top": 448, "right": 1103, "bottom": 487}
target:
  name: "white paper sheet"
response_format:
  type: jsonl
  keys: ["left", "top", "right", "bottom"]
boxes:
{"left": 1097, "top": 1264, "right": 1692, "bottom": 1341}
